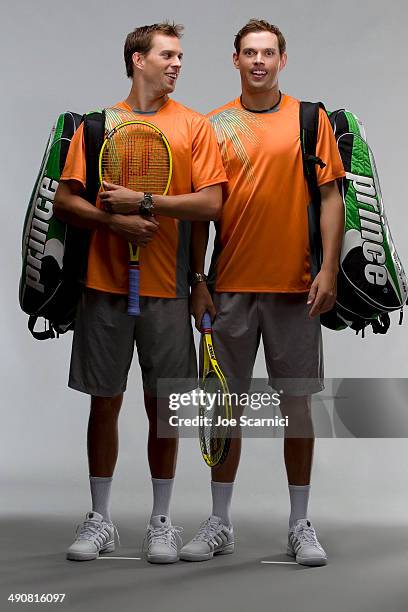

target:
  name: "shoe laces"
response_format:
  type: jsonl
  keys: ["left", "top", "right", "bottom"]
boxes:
{"left": 76, "top": 518, "right": 120, "bottom": 545}
{"left": 193, "top": 517, "right": 223, "bottom": 542}
{"left": 294, "top": 524, "right": 321, "bottom": 548}
{"left": 143, "top": 524, "right": 183, "bottom": 551}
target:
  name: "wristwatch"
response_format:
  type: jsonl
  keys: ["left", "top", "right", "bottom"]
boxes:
{"left": 139, "top": 192, "right": 154, "bottom": 216}
{"left": 191, "top": 272, "right": 207, "bottom": 286}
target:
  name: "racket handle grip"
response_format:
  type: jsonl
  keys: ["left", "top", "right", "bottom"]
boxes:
{"left": 201, "top": 311, "right": 212, "bottom": 333}
{"left": 128, "top": 265, "right": 140, "bottom": 316}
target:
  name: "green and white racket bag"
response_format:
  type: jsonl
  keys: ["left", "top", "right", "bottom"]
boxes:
{"left": 301, "top": 103, "right": 407, "bottom": 334}
{"left": 20, "top": 111, "right": 104, "bottom": 339}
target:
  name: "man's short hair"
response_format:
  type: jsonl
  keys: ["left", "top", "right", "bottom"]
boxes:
{"left": 234, "top": 19, "right": 286, "bottom": 56}
{"left": 124, "top": 22, "right": 184, "bottom": 78}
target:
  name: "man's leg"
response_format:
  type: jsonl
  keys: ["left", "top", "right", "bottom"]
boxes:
{"left": 279, "top": 395, "right": 314, "bottom": 525}
{"left": 144, "top": 392, "right": 178, "bottom": 524}
{"left": 135, "top": 298, "right": 196, "bottom": 563}
{"left": 87, "top": 394, "right": 124, "bottom": 522}
{"left": 141, "top": 393, "right": 183, "bottom": 564}
{"left": 66, "top": 289, "right": 136, "bottom": 561}
{"left": 144, "top": 392, "right": 178, "bottom": 480}
{"left": 210, "top": 437, "right": 241, "bottom": 525}
{"left": 209, "top": 293, "right": 260, "bottom": 528}
{"left": 181, "top": 293, "right": 259, "bottom": 561}
{"left": 280, "top": 395, "right": 326, "bottom": 566}
{"left": 262, "top": 293, "right": 327, "bottom": 566}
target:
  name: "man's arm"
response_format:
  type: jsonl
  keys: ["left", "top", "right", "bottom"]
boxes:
{"left": 54, "top": 180, "right": 159, "bottom": 246}
{"left": 308, "top": 180, "right": 344, "bottom": 317}
{"left": 54, "top": 180, "right": 110, "bottom": 229}
{"left": 190, "top": 221, "right": 216, "bottom": 329}
{"left": 319, "top": 180, "right": 344, "bottom": 274}
{"left": 98, "top": 182, "right": 223, "bottom": 221}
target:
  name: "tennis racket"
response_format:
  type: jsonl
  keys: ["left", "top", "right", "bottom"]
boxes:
{"left": 199, "top": 312, "right": 232, "bottom": 467}
{"left": 98, "top": 120, "right": 172, "bottom": 315}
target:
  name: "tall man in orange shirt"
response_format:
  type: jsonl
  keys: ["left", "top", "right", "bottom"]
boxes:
{"left": 182, "top": 19, "right": 345, "bottom": 566}
{"left": 54, "top": 22, "right": 226, "bottom": 564}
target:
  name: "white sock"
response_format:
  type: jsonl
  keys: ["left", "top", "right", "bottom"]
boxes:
{"left": 288, "top": 484, "right": 311, "bottom": 528}
{"left": 89, "top": 476, "right": 113, "bottom": 523}
{"left": 211, "top": 481, "right": 233, "bottom": 526}
{"left": 151, "top": 478, "right": 174, "bottom": 520}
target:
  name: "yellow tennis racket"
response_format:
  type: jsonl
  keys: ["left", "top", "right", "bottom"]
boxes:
{"left": 98, "top": 120, "right": 172, "bottom": 315}
{"left": 199, "top": 312, "right": 232, "bottom": 467}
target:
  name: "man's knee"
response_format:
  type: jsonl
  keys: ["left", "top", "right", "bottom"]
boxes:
{"left": 90, "top": 394, "right": 124, "bottom": 421}
{"left": 280, "top": 395, "right": 314, "bottom": 437}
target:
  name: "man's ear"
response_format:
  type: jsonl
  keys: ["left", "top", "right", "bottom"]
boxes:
{"left": 278, "top": 52, "right": 287, "bottom": 72}
{"left": 132, "top": 51, "right": 145, "bottom": 72}
{"left": 232, "top": 52, "right": 240, "bottom": 70}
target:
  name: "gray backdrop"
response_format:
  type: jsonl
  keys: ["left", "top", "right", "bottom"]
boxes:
{"left": 2, "top": 1, "right": 408, "bottom": 610}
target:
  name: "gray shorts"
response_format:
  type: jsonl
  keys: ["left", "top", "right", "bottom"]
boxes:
{"left": 210, "top": 292, "right": 324, "bottom": 396}
{"left": 69, "top": 289, "right": 197, "bottom": 397}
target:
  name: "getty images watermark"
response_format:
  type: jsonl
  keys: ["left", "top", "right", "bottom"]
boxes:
{"left": 167, "top": 389, "right": 288, "bottom": 429}
{"left": 158, "top": 378, "right": 408, "bottom": 439}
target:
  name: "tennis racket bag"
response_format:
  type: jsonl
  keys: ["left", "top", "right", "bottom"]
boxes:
{"left": 300, "top": 101, "right": 407, "bottom": 335}
{"left": 20, "top": 110, "right": 104, "bottom": 339}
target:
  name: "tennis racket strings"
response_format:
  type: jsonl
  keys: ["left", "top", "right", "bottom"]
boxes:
{"left": 100, "top": 122, "right": 171, "bottom": 193}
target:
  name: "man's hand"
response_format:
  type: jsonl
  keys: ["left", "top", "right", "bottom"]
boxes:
{"left": 108, "top": 214, "right": 159, "bottom": 245}
{"left": 307, "top": 268, "right": 337, "bottom": 317}
{"left": 100, "top": 182, "right": 143, "bottom": 214}
{"left": 190, "top": 282, "right": 216, "bottom": 331}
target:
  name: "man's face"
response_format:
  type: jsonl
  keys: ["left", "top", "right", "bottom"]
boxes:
{"left": 134, "top": 33, "right": 183, "bottom": 94}
{"left": 233, "top": 31, "right": 286, "bottom": 93}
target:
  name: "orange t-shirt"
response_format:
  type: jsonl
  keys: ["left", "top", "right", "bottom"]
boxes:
{"left": 208, "top": 94, "right": 345, "bottom": 292}
{"left": 61, "top": 99, "right": 226, "bottom": 297}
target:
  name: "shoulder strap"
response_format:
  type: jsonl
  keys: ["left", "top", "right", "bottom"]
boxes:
{"left": 83, "top": 110, "right": 105, "bottom": 204}
{"left": 300, "top": 101, "right": 327, "bottom": 199}
{"left": 299, "top": 101, "right": 327, "bottom": 278}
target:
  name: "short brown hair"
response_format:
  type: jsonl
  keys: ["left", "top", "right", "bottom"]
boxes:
{"left": 234, "top": 19, "right": 286, "bottom": 55}
{"left": 124, "top": 22, "right": 184, "bottom": 78}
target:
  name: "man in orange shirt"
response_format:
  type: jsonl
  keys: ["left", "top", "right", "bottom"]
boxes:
{"left": 54, "top": 22, "right": 226, "bottom": 564}
{"left": 182, "top": 19, "right": 345, "bottom": 566}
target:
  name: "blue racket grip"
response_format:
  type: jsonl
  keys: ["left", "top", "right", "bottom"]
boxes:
{"left": 201, "top": 311, "right": 212, "bottom": 333}
{"left": 128, "top": 266, "right": 140, "bottom": 316}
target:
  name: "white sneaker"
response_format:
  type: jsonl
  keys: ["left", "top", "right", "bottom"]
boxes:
{"left": 180, "top": 516, "right": 234, "bottom": 561}
{"left": 144, "top": 515, "right": 183, "bottom": 564}
{"left": 66, "top": 511, "right": 116, "bottom": 561}
{"left": 287, "top": 519, "right": 327, "bottom": 566}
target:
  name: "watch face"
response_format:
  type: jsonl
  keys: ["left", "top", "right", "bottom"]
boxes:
{"left": 139, "top": 194, "right": 153, "bottom": 216}
{"left": 193, "top": 273, "right": 206, "bottom": 283}
{"left": 140, "top": 199, "right": 152, "bottom": 216}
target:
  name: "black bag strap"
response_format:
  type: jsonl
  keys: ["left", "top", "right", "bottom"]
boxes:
{"left": 300, "top": 101, "right": 327, "bottom": 278}
{"left": 28, "top": 315, "right": 56, "bottom": 340}
{"left": 371, "top": 313, "right": 391, "bottom": 335}
{"left": 300, "top": 102, "right": 327, "bottom": 194}
{"left": 83, "top": 109, "right": 105, "bottom": 204}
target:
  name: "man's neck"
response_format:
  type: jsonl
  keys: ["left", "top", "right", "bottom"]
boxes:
{"left": 125, "top": 83, "right": 169, "bottom": 113}
{"left": 240, "top": 85, "right": 281, "bottom": 112}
